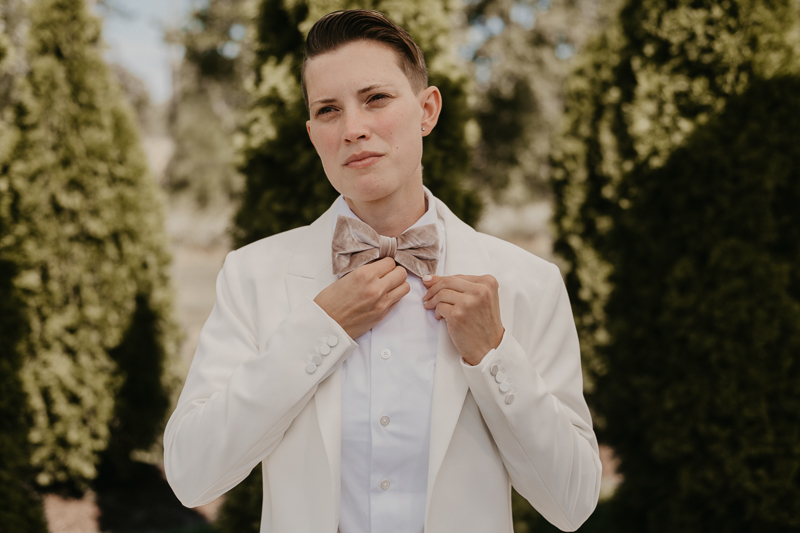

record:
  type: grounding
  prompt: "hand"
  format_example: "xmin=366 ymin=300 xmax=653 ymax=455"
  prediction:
xmin=314 ymin=257 xmax=410 ymax=339
xmin=422 ymin=274 xmax=504 ymax=366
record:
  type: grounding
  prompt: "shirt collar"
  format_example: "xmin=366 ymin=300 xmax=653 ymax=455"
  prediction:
xmin=331 ymin=186 xmax=440 ymax=238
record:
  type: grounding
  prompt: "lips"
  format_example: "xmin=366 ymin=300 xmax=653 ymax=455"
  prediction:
xmin=344 ymin=151 xmax=384 ymax=168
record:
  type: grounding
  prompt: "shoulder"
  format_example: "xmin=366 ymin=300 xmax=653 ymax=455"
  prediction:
xmin=473 ymin=231 xmax=562 ymax=300
xmin=476 ymin=231 xmax=555 ymax=277
xmin=223 ymin=225 xmax=311 ymax=279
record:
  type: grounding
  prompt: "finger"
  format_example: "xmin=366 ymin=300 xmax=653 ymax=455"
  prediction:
xmin=385 ymin=280 xmax=411 ymax=305
xmin=423 ymin=288 xmax=464 ymax=309
xmin=363 ymin=256 xmax=399 ymax=277
xmin=421 ymin=274 xmax=440 ymax=286
xmin=434 ymin=301 xmax=454 ymax=320
xmin=381 ymin=265 xmax=408 ymax=289
xmin=423 ymin=276 xmax=473 ymax=301
xmin=454 ymin=274 xmax=499 ymax=291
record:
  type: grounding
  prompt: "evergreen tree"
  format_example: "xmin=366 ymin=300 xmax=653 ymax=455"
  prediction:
xmin=551 ymin=0 xmax=800 ymax=379
xmin=165 ymin=0 xmax=253 ymax=212
xmin=220 ymin=2 xmax=480 ymax=530
xmin=0 ymin=0 xmax=180 ymax=488
xmin=551 ymin=0 xmax=800 ymax=530
xmin=0 ymin=3 xmax=48 ymax=528
xmin=462 ymin=0 xmax=619 ymax=201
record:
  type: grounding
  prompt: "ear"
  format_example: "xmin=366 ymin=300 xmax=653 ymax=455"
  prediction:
xmin=306 ymin=120 xmax=316 ymax=149
xmin=419 ymin=86 xmax=442 ymax=137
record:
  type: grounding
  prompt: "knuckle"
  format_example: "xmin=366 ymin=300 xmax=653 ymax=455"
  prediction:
xmin=365 ymin=285 xmax=382 ymax=301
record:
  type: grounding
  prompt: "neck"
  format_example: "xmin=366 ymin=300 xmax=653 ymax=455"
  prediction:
xmin=344 ymin=180 xmax=427 ymax=237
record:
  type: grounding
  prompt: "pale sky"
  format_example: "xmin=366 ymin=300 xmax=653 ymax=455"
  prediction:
xmin=99 ymin=0 xmax=195 ymax=104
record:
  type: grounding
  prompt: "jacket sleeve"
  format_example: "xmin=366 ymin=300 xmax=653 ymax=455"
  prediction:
xmin=461 ymin=262 xmax=602 ymax=532
xmin=163 ymin=249 xmax=356 ymax=508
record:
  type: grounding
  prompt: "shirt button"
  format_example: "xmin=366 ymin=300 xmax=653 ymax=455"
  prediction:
xmin=380 ymin=479 xmax=390 ymax=490
xmin=380 ymin=415 xmax=390 ymax=426
xmin=319 ymin=343 xmax=331 ymax=356
xmin=380 ymin=348 xmax=391 ymax=360
xmin=490 ymin=364 xmax=500 ymax=376
xmin=326 ymin=335 xmax=339 ymax=347
xmin=305 ymin=362 xmax=317 ymax=374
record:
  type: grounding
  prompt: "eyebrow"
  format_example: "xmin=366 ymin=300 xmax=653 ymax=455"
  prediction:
xmin=309 ymin=84 xmax=394 ymax=108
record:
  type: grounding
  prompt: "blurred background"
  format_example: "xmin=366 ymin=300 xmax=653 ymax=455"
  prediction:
xmin=1 ymin=0 xmax=798 ymax=532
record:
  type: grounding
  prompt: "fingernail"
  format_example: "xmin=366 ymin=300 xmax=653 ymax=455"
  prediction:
xmin=422 ymin=275 xmax=432 ymax=282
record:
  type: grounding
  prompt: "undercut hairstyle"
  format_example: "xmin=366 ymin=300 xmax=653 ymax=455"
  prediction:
xmin=302 ymin=10 xmax=428 ymax=108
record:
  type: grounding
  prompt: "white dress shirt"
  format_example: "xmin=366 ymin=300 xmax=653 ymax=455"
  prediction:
xmin=334 ymin=189 xmax=446 ymax=533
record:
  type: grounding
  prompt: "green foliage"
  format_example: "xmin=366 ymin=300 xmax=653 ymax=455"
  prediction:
xmin=551 ymin=0 xmax=800 ymax=384
xmin=0 ymin=262 xmax=47 ymax=533
xmin=216 ymin=467 xmax=262 ymax=533
xmin=0 ymin=6 xmax=47 ymax=527
xmin=599 ymin=75 xmax=800 ymax=533
xmin=0 ymin=0 xmax=180 ymax=488
xmin=464 ymin=0 xmax=621 ymax=201
xmin=165 ymin=0 xmax=252 ymax=209
xmin=232 ymin=0 xmax=481 ymax=248
xmin=551 ymin=0 xmax=800 ymax=530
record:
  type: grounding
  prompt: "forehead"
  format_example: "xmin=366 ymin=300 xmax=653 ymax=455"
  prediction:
xmin=304 ymin=40 xmax=411 ymax=99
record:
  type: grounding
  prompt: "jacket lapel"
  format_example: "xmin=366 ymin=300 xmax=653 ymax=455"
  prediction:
xmin=425 ymin=199 xmax=493 ymax=514
xmin=284 ymin=206 xmax=343 ymax=520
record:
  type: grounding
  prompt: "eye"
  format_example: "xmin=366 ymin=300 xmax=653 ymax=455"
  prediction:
xmin=316 ymin=106 xmax=335 ymax=117
xmin=368 ymin=93 xmax=391 ymax=104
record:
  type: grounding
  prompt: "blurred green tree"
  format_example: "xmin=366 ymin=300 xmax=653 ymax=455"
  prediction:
xmin=551 ymin=0 xmax=800 ymax=530
xmin=601 ymin=75 xmax=800 ymax=533
xmin=0 ymin=0 xmax=180 ymax=489
xmin=164 ymin=0 xmax=253 ymax=213
xmin=219 ymin=2 xmax=481 ymax=531
xmin=0 ymin=2 xmax=48 ymax=528
xmin=462 ymin=0 xmax=620 ymax=202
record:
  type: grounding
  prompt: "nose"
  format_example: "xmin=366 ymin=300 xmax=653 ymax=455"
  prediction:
xmin=342 ymin=108 xmax=370 ymax=144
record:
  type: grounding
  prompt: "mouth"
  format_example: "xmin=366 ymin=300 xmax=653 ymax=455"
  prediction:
xmin=344 ymin=151 xmax=384 ymax=168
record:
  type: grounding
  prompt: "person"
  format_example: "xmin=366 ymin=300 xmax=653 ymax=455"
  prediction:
xmin=164 ymin=9 xmax=601 ymax=533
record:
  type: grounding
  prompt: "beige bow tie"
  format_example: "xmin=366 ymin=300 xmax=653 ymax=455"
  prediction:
xmin=331 ymin=215 xmax=439 ymax=278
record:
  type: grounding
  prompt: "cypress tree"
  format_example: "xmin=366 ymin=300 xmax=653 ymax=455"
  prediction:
xmin=551 ymin=0 xmax=800 ymax=530
xmin=602 ymin=75 xmax=800 ymax=533
xmin=220 ymin=2 xmax=480 ymax=531
xmin=165 ymin=0 xmax=251 ymax=211
xmin=0 ymin=0 xmax=180 ymax=488
xmin=0 ymin=4 xmax=47 ymax=528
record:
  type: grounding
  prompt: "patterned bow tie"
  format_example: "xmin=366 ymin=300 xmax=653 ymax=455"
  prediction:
xmin=331 ymin=215 xmax=439 ymax=278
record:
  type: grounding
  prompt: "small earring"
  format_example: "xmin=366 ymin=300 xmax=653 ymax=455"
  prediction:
xmin=422 ymin=127 xmax=426 ymax=131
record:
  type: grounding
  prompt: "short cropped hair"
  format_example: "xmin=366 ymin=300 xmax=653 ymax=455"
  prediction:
xmin=301 ymin=10 xmax=428 ymax=108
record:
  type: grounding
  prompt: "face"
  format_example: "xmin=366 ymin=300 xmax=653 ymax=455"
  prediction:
xmin=305 ymin=40 xmax=441 ymax=205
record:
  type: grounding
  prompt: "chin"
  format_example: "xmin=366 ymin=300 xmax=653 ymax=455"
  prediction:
xmin=340 ymin=175 xmax=396 ymax=203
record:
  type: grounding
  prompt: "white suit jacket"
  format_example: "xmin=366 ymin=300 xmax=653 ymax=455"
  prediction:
xmin=164 ymin=197 xmax=602 ymax=533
